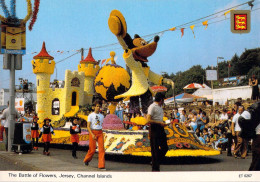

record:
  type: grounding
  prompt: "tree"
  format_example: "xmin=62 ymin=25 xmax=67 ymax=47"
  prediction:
xmin=172 ymin=65 xmax=205 ymax=95
xmin=248 ymin=66 xmax=260 ymax=81
xmin=218 ymin=60 xmax=228 ymax=78
xmin=237 ymin=48 xmax=260 ymax=75
xmin=230 ymin=53 xmax=240 ymax=76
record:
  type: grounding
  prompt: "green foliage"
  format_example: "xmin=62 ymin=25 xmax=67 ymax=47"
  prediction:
xmin=216 ymin=48 xmax=260 ymax=78
xmin=218 ymin=60 xmax=228 ymax=78
xmin=162 ymin=65 xmax=205 ymax=96
xmin=52 ymin=116 xmax=66 ymax=128
xmin=248 ymin=66 xmax=260 ymax=81
xmin=79 ymin=104 xmax=93 ymax=113
xmin=160 ymin=48 xmax=260 ymax=98
xmin=230 ymin=53 xmax=240 ymax=76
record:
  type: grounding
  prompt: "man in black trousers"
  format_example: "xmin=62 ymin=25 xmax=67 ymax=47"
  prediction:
xmin=147 ymin=92 xmax=168 ymax=171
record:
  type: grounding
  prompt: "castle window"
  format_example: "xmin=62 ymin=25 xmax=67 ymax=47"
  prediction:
xmin=71 ymin=77 xmax=80 ymax=87
xmin=37 ymin=79 xmax=39 ymax=86
xmin=52 ymin=98 xmax=60 ymax=115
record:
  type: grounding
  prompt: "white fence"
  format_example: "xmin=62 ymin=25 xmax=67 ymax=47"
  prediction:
xmin=212 ymin=85 xmax=253 ymax=105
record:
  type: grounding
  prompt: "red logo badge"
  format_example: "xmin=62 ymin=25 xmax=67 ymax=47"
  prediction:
xmin=234 ymin=14 xmax=247 ymax=30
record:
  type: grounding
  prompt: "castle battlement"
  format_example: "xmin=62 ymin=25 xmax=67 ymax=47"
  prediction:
xmin=78 ymin=63 xmax=100 ymax=77
xmin=64 ymin=70 xmax=85 ymax=88
xmin=31 ymin=42 xmax=55 ymax=75
xmin=32 ymin=59 xmax=55 ymax=74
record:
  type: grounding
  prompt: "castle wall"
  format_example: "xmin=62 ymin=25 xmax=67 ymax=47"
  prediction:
xmin=78 ymin=63 xmax=100 ymax=105
xmin=49 ymin=88 xmax=64 ymax=122
xmin=84 ymin=77 xmax=95 ymax=104
xmin=64 ymin=70 xmax=85 ymax=113
xmin=36 ymin=73 xmax=52 ymax=122
xmin=32 ymin=50 xmax=100 ymax=124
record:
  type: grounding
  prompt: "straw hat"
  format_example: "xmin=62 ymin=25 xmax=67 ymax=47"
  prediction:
xmin=108 ymin=10 xmax=127 ymax=38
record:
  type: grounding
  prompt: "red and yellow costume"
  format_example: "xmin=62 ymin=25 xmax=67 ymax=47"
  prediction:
xmin=31 ymin=122 xmax=39 ymax=138
xmin=70 ymin=123 xmax=81 ymax=158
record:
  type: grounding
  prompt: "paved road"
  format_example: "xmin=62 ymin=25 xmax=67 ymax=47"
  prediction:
xmin=0 ymin=154 xmax=34 ymax=171
xmin=58 ymin=149 xmax=252 ymax=171
xmin=0 ymin=141 xmax=252 ymax=171
xmin=1 ymin=148 xmax=252 ymax=171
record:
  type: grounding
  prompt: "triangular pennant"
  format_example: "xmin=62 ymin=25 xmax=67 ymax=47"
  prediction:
xmin=101 ymin=59 xmax=107 ymax=65
xmin=169 ymin=27 xmax=176 ymax=31
xmin=105 ymin=58 xmax=111 ymax=64
xmin=202 ymin=20 xmax=208 ymax=30
xmin=190 ymin=25 xmax=195 ymax=38
xmin=224 ymin=8 xmax=235 ymax=18
xmin=181 ymin=28 xmax=184 ymax=37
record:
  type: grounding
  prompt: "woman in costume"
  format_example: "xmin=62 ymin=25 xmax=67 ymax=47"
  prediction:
xmin=39 ymin=118 xmax=55 ymax=156
xmin=31 ymin=116 xmax=39 ymax=150
xmin=70 ymin=117 xmax=81 ymax=159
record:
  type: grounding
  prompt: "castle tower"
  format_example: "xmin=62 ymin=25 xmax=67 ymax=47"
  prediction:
xmin=31 ymin=42 xmax=55 ymax=122
xmin=78 ymin=48 xmax=100 ymax=105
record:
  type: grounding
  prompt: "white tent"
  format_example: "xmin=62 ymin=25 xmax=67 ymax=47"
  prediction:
xmin=192 ymin=84 xmax=212 ymax=100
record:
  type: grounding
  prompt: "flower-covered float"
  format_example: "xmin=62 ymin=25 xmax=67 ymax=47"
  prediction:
xmin=30 ymin=10 xmax=220 ymax=157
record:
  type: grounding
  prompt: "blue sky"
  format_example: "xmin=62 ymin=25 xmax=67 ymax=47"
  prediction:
xmin=0 ymin=0 xmax=260 ymax=90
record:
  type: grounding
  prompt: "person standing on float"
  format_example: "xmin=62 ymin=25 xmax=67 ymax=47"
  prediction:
xmin=147 ymin=92 xmax=168 ymax=171
xmin=83 ymin=100 xmax=105 ymax=170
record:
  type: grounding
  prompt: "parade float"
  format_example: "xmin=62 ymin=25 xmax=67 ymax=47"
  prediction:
xmin=31 ymin=10 xmax=220 ymax=157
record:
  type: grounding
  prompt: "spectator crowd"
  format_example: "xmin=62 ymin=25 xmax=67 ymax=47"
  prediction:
xmin=0 ymin=97 xmax=255 ymax=160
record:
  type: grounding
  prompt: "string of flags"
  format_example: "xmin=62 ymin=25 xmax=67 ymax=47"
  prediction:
xmin=22 ymin=1 xmax=260 ymax=59
xmin=167 ymin=1 xmax=256 ymax=38
xmin=27 ymin=49 xmax=81 ymax=56
xmin=1 ymin=0 xmax=259 ymax=85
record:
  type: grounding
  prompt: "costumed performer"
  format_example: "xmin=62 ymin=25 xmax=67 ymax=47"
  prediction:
xmin=70 ymin=117 xmax=81 ymax=159
xmin=39 ymin=118 xmax=55 ymax=156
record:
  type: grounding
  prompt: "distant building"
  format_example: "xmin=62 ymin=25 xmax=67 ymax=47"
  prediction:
xmin=0 ymin=88 xmax=9 ymax=106
xmin=0 ymin=88 xmax=37 ymax=107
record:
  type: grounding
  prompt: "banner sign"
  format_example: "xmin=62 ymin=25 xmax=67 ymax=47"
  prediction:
xmin=23 ymin=123 xmax=31 ymax=144
xmin=0 ymin=21 xmax=26 ymax=55
xmin=15 ymin=98 xmax=25 ymax=114
xmin=206 ymin=70 xmax=217 ymax=81
xmin=231 ymin=10 xmax=251 ymax=34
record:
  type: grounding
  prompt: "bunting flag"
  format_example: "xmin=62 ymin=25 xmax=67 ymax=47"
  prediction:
xmin=190 ymin=25 xmax=195 ymax=38
xmin=169 ymin=27 xmax=176 ymax=31
xmin=101 ymin=59 xmax=107 ymax=65
xmin=181 ymin=28 xmax=184 ymax=37
xmin=224 ymin=8 xmax=235 ymax=18
xmin=202 ymin=20 xmax=208 ymax=30
xmin=105 ymin=58 xmax=111 ymax=64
